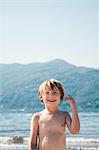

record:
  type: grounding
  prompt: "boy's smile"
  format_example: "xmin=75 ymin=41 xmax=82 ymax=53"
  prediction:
xmin=47 ymin=99 xmax=56 ymax=102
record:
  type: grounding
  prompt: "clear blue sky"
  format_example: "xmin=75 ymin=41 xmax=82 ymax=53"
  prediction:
xmin=0 ymin=0 xmax=98 ymax=68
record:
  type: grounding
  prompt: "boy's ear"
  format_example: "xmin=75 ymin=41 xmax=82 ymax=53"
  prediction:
xmin=61 ymin=95 xmax=63 ymax=100
xmin=40 ymin=96 xmax=43 ymax=102
xmin=40 ymin=95 xmax=43 ymax=99
xmin=39 ymin=94 xmax=42 ymax=100
xmin=41 ymin=100 xmax=44 ymax=105
xmin=40 ymin=97 xmax=44 ymax=103
xmin=39 ymin=96 xmax=44 ymax=104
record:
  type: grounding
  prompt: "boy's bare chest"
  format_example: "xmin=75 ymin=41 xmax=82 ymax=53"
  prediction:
xmin=39 ymin=113 xmax=66 ymax=132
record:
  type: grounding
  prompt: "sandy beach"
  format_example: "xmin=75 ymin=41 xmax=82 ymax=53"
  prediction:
xmin=0 ymin=137 xmax=99 ymax=150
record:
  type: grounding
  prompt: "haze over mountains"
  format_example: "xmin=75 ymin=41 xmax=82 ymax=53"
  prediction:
xmin=0 ymin=59 xmax=99 ymax=112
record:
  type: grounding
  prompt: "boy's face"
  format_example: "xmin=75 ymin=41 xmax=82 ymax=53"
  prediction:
xmin=41 ymin=85 xmax=61 ymax=108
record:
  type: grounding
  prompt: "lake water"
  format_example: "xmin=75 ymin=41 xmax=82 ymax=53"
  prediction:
xmin=0 ymin=111 xmax=99 ymax=139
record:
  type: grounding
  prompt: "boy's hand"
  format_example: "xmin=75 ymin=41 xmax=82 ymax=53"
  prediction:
xmin=64 ymin=95 xmax=76 ymax=109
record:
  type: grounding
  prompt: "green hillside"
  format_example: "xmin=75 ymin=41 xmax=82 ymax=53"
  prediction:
xmin=0 ymin=59 xmax=99 ymax=112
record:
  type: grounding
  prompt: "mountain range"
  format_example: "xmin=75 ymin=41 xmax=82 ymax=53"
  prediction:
xmin=0 ymin=59 xmax=99 ymax=112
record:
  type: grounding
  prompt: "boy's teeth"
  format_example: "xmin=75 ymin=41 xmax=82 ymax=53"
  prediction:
xmin=48 ymin=100 xmax=55 ymax=102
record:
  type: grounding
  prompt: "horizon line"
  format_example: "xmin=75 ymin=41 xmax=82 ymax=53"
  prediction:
xmin=0 ymin=58 xmax=98 ymax=70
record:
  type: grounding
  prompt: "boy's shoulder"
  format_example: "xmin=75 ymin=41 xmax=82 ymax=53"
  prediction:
xmin=31 ymin=112 xmax=41 ymax=122
xmin=59 ymin=110 xmax=70 ymax=118
xmin=59 ymin=109 xmax=69 ymax=114
xmin=31 ymin=110 xmax=44 ymax=120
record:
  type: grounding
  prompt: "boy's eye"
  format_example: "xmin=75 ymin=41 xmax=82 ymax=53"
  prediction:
xmin=45 ymin=92 xmax=49 ymax=94
xmin=53 ymin=92 xmax=60 ymax=96
xmin=44 ymin=91 xmax=59 ymax=96
xmin=53 ymin=92 xmax=57 ymax=94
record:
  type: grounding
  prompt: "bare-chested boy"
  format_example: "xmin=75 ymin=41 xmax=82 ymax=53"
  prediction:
xmin=29 ymin=79 xmax=80 ymax=150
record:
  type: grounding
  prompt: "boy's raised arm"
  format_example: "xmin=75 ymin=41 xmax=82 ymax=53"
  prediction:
xmin=29 ymin=113 xmax=39 ymax=150
xmin=65 ymin=97 xmax=80 ymax=134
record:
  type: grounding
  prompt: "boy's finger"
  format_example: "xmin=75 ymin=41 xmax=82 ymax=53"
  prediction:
xmin=64 ymin=96 xmax=74 ymax=102
xmin=64 ymin=97 xmax=70 ymax=102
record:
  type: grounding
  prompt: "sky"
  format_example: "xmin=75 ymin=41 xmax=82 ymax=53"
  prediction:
xmin=0 ymin=0 xmax=98 ymax=68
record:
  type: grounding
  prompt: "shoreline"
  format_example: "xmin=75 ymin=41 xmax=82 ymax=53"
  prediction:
xmin=0 ymin=137 xmax=99 ymax=150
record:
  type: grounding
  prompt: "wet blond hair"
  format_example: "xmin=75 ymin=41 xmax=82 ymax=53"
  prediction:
xmin=38 ymin=79 xmax=64 ymax=102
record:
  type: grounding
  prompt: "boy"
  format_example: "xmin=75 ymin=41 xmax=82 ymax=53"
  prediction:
xmin=29 ymin=79 xmax=80 ymax=150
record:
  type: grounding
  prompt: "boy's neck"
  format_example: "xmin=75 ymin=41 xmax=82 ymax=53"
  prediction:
xmin=44 ymin=107 xmax=58 ymax=114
